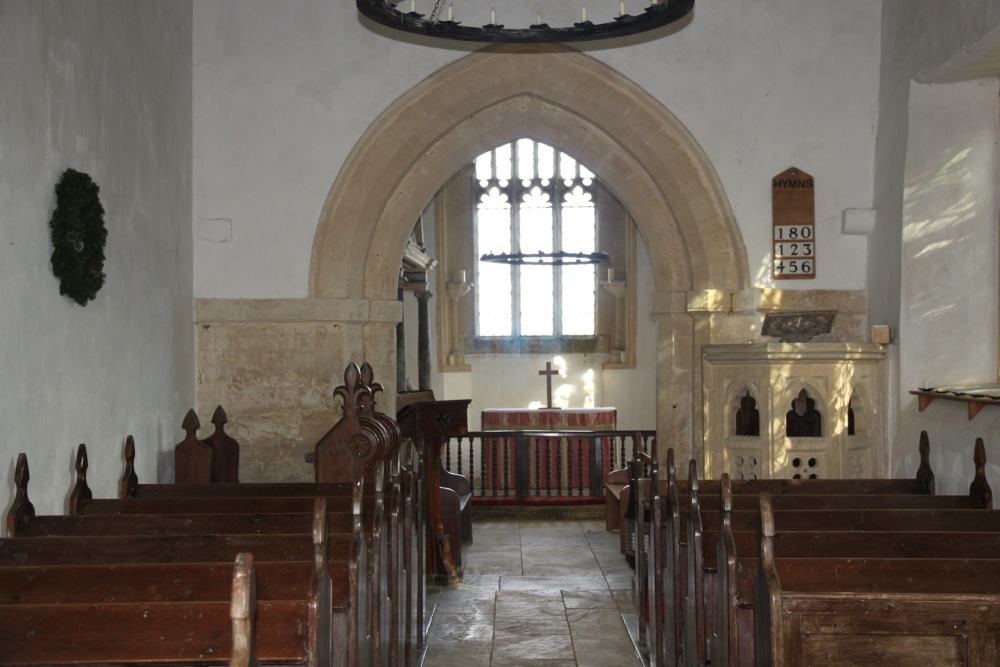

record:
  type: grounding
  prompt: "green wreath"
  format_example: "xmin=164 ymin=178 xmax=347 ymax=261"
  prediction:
xmin=49 ymin=168 xmax=107 ymax=306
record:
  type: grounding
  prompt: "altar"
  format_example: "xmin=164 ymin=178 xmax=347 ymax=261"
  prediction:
xmin=480 ymin=408 xmax=617 ymax=502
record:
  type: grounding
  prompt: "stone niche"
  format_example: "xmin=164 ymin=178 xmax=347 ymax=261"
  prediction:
xmin=702 ymin=343 xmax=888 ymax=480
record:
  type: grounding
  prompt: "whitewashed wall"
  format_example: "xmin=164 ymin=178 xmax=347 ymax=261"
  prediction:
xmin=877 ymin=2 xmax=1000 ymax=493
xmin=0 ymin=1 xmax=194 ymax=517
xmin=193 ymin=0 xmax=881 ymax=299
xmin=192 ymin=0 xmax=882 ymax=443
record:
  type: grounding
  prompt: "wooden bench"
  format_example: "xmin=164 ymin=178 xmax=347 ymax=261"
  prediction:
xmin=64 ymin=443 xmax=384 ymax=667
xmin=641 ymin=432 xmax=960 ymax=667
xmin=165 ymin=362 xmax=422 ymax=666
xmin=687 ymin=443 xmax=991 ymax=667
xmin=713 ymin=460 xmax=997 ymax=667
xmin=0 ymin=553 xmax=323 ymax=667
xmin=0 ymin=493 xmax=334 ymax=667
xmin=753 ymin=492 xmax=1000 ymax=667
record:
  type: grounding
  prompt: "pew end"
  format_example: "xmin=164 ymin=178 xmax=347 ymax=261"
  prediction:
xmin=68 ymin=443 xmax=93 ymax=517
xmin=176 ymin=409 xmax=214 ymax=484
xmin=971 ymin=437 xmax=993 ymax=509
xmin=119 ymin=435 xmax=139 ymax=499
xmin=6 ymin=453 xmax=34 ymax=538
xmin=916 ymin=430 xmax=935 ymax=495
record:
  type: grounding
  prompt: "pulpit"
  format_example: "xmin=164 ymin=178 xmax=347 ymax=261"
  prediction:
xmin=397 ymin=398 xmax=471 ymax=583
xmin=702 ymin=343 xmax=888 ymax=479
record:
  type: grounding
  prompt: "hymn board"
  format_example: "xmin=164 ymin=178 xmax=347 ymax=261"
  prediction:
xmin=772 ymin=167 xmax=815 ymax=280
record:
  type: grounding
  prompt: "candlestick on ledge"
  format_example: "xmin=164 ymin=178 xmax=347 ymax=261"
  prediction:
xmin=446 ymin=274 xmax=473 ymax=368
xmin=602 ymin=275 xmax=628 ymax=364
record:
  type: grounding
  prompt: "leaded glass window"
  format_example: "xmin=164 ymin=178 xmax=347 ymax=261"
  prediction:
xmin=474 ymin=139 xmax=598 ymax=338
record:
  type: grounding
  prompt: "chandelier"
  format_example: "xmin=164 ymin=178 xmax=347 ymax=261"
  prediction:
xmin=480 ymin=251 xmax=610 ymax=265
xmin=357 ymin=0 xmax=695 ymax=43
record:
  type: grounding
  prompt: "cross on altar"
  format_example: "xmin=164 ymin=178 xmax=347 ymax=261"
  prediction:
xmin=539 ymin=361 xmax=560 ymax=409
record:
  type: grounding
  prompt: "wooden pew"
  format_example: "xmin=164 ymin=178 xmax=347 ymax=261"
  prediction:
xmin=0 ymin=493 xmax=333 ymax=667
xmin=714 ymin=455 xmax=998 ymax=667
xmin=687 ymin=443 xmax=992 ymax=667
xmin=651 ymin=454 xmax=933 ymax=667
xmin=0 ymin=553 xmax=320 ymax=666
xmin=753 ymin=493 xmax=1000 ymax=667
xmin=146 ymin=362 xmax=417 ymax=666
xmin=60 ymin=445 xmax=375 ymax=667
xmin=119 ymin=472 xmax=400 ymax=667
xmin=643 ymin=432 xmax=956 ymax=667
xmin=10 ymin=447 xmax=368 ymax=667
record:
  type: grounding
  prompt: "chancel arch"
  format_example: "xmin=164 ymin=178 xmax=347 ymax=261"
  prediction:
xmin=310 ymin=44 xmax=749 ymax=464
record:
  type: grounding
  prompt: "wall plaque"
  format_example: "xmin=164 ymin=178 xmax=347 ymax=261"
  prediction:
xmin=771 ymin=167 xmax=815 ymax=280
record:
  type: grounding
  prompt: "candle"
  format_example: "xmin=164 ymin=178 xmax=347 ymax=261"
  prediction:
xmin=537 ymin=12 xmax=543 ymax=24
xmin=459 ymin=270 xmax=467 ymax=283
xmin=448 ymin=3 xmax=453 ymax=20
xmin=607 ymin=268 xmax=615 ymax=281
xmin=491 ymin=7 xmax=496 ymax=24
xmin=620 ymin=0 xmax=625 ymax=15
xmin=582 ymin=5 xmax=587 ymax=21
xmin=410 ymin=0 xmax=415 ymax=12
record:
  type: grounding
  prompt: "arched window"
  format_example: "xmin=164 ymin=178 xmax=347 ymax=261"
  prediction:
xmin=474 ymin=138 xmax=598 ymax=338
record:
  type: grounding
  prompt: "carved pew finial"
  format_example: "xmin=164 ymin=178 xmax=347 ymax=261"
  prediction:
xmin=666 ymin=448 xmax=675 ymax=482
xmin=203 ymin=405 xmax=240 ymax=483
xmin=971 ymin=437 xmax=993 ymax=509
xmin=314 ymin=362 xmax=386 ymax=484
xmin=119 ymin=435 xmax=139 ymax=499
xmin=212 ymin=405 xmax=228 ymax=427
xmin=68 ymin=444 xmax=93 ymax=516
xmin=6 ymin=453 xmax=35 ymax=537
xmin=916 ymin=430 xmax=935 ymax=495
xmin=359 ymin=361 xmax=385 ymax=406
xmin=176 ymin=409 xmax=213 ymax=484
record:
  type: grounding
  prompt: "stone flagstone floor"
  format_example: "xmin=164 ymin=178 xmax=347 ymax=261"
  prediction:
xmin=419 ymin=518 xmax=646 ymax=666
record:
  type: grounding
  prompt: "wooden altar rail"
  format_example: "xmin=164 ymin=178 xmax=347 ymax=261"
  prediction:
xmin=441 ymin=430 xmax=655 ymax=505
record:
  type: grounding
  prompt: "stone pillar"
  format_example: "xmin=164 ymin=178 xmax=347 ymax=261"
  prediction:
xmin=415 ymin=290 xmax=433 ymax=390
xmin=651 ymin=291 xmax=696 ymax=468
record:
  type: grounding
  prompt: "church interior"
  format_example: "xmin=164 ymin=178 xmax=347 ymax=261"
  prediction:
xmin=4 ymin=1 xmax=1000 ymax=665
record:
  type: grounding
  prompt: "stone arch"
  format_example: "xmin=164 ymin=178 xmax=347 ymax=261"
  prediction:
xmin=309 ymin=44 xmax=749 ymax=462
xmin=310 ymin=44 xmax=748 ymax=300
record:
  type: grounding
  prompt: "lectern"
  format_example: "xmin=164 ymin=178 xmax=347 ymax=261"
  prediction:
xmin=397 ymin=398 xmax=471 ymax=583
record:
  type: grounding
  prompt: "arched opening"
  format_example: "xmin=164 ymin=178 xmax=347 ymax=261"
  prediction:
xmin=310 ymin=44 xmax=749 ymax=463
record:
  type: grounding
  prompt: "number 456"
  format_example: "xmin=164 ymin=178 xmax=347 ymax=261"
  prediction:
xmin=775 ymin=259 xmax=813 ymax=275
